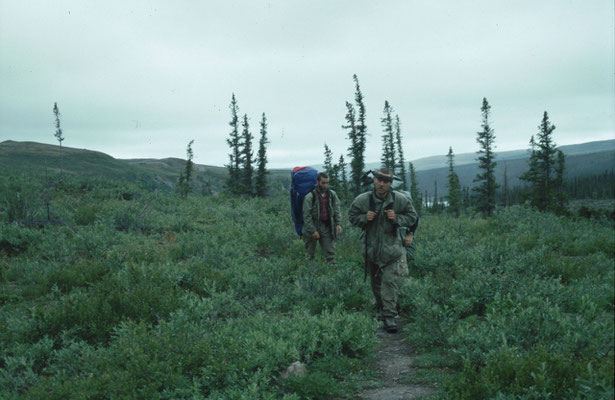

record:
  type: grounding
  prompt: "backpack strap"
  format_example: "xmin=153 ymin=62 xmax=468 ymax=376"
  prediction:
xmin=409 ymin=216 xmax=420 ymax=234
xmin=384 ymin=190 xmax=395 ymax=211
xmin=370 ymin=189 xmax=395 ymax=212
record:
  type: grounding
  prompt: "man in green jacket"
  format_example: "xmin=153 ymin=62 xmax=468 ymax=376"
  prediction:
xmin=302 ymin=172 xmax=343 ymax=263
xmin=348 ymin=168 xmax=418 ymax=333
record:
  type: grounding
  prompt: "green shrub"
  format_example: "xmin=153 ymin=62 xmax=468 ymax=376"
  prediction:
xmin=72 ymin=203 xmax=100 ymax=225
xmin=1 ymin=184 xmax=612 ymax=399
xmin=0 ymin=225 xmax=43 ymax=257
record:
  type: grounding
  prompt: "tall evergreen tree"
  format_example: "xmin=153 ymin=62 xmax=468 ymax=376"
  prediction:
xmin=323 ymin=144 xmax=340 ymax=187
xmin=240 ymin=114 xmax=254 ymax=196
xmin=255 ymin=113 xmax=270 ymax=197
xmin=521 ymin=135 xmax=540 ymax=204
xmin=53 ymin=102 xmax=65 ymax=178
xmin=409 ymin=162 xmax=422 ymax=214
xmin=323 ymin=143 xmax=334 ymax=175
xmin=177 ymin=139 xmax=194 ymax=198
xmin=554 ymin=149 xmax=567 ymax=212
xmin=345 ymin=74 xmax=368 ymax=196
xmin=473 ymin=97 xmax=499 ymax=217
xmin=520 ymin=111 xmax=566 ymax=212
xmin=337 ymin=154 xmax=349 ymax=200
xmin=343 ymin=101 xmax=361 ymax=195
xmin=225 ymin=94 xmax=241 ymax=194
xmin=446 ymin=147 xmax=462 ymax=217
xmin=394 ymin=115 xmax=408 ymax=190
xmin=354 ymin=74 xmax=368 ymax=191
xmin=380 ymin=101 xmax=396 ymax=173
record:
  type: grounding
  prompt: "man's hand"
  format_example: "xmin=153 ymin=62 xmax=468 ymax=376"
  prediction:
xmin=366 ymin=211 xmax=378 ymax=221
xmin=311 ymin=231 xmax=320 ymax=240
xmin=385 ymin=209 xmax=395 ymax=221
xmin=336 ymin=225 xmax=342 ymax=235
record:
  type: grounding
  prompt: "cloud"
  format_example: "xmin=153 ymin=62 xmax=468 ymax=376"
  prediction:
xmin=1 ymin=0 xmax=613 ymax=169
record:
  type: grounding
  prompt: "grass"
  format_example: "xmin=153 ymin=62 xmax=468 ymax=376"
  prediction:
xmin=0 ymin=172 xmax=613 ymax=398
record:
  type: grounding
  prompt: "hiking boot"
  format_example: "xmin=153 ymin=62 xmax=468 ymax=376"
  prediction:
xmin=383 ymin=317 xmax=398 ymax=333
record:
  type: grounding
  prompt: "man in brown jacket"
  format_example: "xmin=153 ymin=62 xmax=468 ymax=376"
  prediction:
xmin=348 ymin=168 xmax=418 ymax=333
xmin=302 ymin=172 xmax=342 ymax=263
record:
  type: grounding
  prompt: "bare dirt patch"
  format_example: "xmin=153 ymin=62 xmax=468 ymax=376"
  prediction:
xmin=361 ymin=319 xmax=435 ymax=400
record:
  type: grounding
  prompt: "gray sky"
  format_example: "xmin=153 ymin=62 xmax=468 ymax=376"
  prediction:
xmin=1 ymin=0 xmax=614 ymax=168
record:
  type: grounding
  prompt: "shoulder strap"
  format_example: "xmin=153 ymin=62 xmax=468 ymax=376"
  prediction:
xmin=384 ymin=190 xmax=395 ymax=210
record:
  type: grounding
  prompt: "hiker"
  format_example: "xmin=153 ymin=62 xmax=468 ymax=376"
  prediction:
xmin=348 ymin=168 xmax=418 ymax=333
xmin=302 ymin=172 xmax=342 ymax=263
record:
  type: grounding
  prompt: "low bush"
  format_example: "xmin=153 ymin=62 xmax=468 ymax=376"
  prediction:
xmin=401 ymin=205 xmax=614 ymax=398
xmin=1 ymin=178 xmax=612 ymax=398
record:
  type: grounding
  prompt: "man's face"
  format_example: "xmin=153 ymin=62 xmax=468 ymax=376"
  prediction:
xmin=373 ymin=174 xmax=393 ymax=197
xmin=318 ymin=177 xmax=329 ymax=192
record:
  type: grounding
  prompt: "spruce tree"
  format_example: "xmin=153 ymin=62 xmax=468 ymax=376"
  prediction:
xmin=177 ymin=139 xmax=194 ymax=198
xmin=53 ymin=102 xmax=65 ymax=178
xmin=521 ymin=135 xmax=540 ymax=205
xmin=394 ymin=115 xmax=408 ymax=190
xmin=225 ymin=94 xmax=241 ymax=194
xmin=554 ymin=149 xmax=567 ymax=212
xmin=324 ymin=143 xmax=333 ymax=172
xmin=323 ymin=144 xmax=339 ymax=187
xmin=240 ymin=114 xmax=254 ymax=196
xmin=409 ymin=162 xmax=422 ymax=214
xmin=354 ymin=74 xmax=368 ymax=191
xmin=520 ymin=112 xmax=566 ymax=212
xmin=473 ymin=97 xmax=499 ymax=217
xmin=255 ymin=113 xmax=270 ymax=197
xmin=380 ymin=101 xmax=396 ymax=173
xmin=345 ymin=74 xmax=368 ymax=196
xmin=343 ymin=101 xmax=361 ymax=195
xmin=337 ymin=154 xmax=349 ymax=201
xmin=446 ymin=147 xmax=462 ymax=217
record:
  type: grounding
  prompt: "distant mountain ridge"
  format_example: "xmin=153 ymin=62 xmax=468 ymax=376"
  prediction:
xmin=1 ymin=139 xmax=613 ymax=196
xmin=414 ymin=149 xmax=615 ymax=197
xmin=365 ymin=139 xmax=615 ymax=172
xmin=406 ymin=139 xmax=615 ymax=196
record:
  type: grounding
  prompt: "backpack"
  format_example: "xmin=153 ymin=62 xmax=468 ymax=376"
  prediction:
xmin=290 ymin=166 xmax=318 ymax=236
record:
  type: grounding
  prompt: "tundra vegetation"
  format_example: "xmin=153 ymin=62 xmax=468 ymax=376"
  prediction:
xmin=1 ymin=172 xmax=613 ymax=399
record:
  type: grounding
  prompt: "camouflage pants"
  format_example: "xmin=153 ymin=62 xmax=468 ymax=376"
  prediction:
xmin=369 ymin=253 xmax=409 ymax=318
xmin=304 ymin=220 xmax=335 ymax=263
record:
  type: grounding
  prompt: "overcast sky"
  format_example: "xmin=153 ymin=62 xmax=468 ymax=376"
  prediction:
xmin=1 ymin=1 xmax=614 ymax=168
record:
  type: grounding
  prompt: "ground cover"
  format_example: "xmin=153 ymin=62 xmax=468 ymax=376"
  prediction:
xmin=1 ymin=173 xmax=613 ymax=398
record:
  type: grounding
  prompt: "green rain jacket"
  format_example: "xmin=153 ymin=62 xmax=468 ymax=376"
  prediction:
xmin=302 ymin=189 xmax=342 ymax=239
xmin=348 ymin=189 xmax=418 ymax=267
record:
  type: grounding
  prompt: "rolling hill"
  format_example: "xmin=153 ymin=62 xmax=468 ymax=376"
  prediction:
xmin=0 ymin=141 xmax=290 ymax=193
xmin=414 ymin=149 xmax=615 ymax=197
xmin=1 ymin=139 xmax=613 ymax=197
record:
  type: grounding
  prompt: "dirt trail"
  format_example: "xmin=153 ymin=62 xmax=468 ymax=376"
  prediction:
xmin=361 ymin=319 xmax=435 ymax=400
